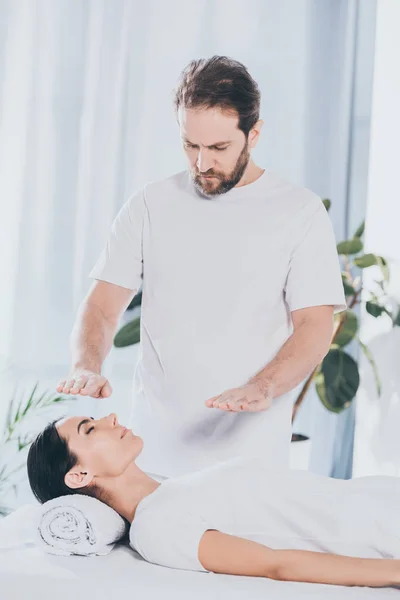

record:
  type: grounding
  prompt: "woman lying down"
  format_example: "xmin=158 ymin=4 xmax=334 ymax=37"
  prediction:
xmin=27 ymin=413 xmax=400 ymax=589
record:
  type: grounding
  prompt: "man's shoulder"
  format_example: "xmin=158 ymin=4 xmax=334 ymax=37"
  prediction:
xmin=265 ymin=169 xmax=322 ymax=213
xmin=144 ymin=170 xmax=190 ymax=199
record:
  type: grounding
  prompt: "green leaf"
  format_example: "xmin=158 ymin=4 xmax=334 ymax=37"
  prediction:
xmin=127 ymin=290 xmax=142 ymax=310
xmin=354 ymin=254 xmax=378 ymax=268
xmin=341 ymin=273 xmax=355 ymax=297
xmin=21 ymin=382 xmax=40 ymax=417
xmin=343 ymin=281 xmax=355 ymax=296
xmin=320 ymin=348 xmax=360 ymax=412
xmin=394 ymin=309 xmax=400 ymax=327
xmin=376 ymin=280 xmax=386 ymax=291
xmin=357 ymin=338 xmax=381 ymax=397
xmin=337 ymin=239 xmax=363 ymax=255
xmin=343 ymin=281 xmax=356 ymax=297
xmin=376 ymin=256 xmax=390 ymax=283
xmin=0 ymin=465 xmax=7 ymax=482
xmin=3 ymin=384 xmax=70 ymax=443
xmin=353 ymin=220 xmax=365 ymax=238
xmin=4 ymin=385 xmax=17 ymax=437
xmin=12 ymin=390 xmax=26 ymax=431
xmin=333 ymin=310 xmax=358 ymax=347
xmin=114 ymin=318 xmax=141 ymax=347
xmin=366 ymin=301 xmax=385 ymax=318
xmin=322 ymin=199 xmax=331 ymax=212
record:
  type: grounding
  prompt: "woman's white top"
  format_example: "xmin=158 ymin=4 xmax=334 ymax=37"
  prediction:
xmin=130 ymin=456 xmax=400 ymax=572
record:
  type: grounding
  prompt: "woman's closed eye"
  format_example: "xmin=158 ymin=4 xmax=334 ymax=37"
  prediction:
xmin=86 ymin=426 xmax=94 ymax=434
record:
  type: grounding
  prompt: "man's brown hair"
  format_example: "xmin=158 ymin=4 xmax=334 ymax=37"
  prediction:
xmin=174 ymin=56 xmax=261 ymax=136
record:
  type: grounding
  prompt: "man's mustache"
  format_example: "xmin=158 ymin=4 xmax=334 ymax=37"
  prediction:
xmin=195 ymin=171 xmax=221 ymax=179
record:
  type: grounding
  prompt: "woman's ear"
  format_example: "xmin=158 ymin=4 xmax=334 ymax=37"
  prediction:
xmin=64 ymin=467 xmax=93 ymax=490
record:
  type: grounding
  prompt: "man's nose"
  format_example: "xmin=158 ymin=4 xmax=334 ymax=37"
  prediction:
xmin=197 ymin=151 xmax=213 ymax=173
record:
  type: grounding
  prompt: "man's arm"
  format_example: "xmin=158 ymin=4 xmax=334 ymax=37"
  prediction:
xmin=248 ymin=305 xmax=334 ymax=398
xmin=70 ymin=280 xmax=136 ymax=371
xmin=56 ymin=280 xmax=136 ymax=396
xmin=198 ymin=530 xmax=400 ymax=587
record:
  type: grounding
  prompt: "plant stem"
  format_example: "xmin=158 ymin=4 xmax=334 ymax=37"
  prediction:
xmin=291 ymin=289 xmax=361 ymax=425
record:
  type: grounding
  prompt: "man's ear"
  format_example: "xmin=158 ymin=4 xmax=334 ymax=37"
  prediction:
xmin=64 ymin=467 xmax=93 ymax=490
xmin=249 ymin=119 xmax=264 ymax=149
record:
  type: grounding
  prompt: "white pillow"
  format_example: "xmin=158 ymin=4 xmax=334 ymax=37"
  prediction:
xmin=36 ymin=494 xmax=128 ymax=556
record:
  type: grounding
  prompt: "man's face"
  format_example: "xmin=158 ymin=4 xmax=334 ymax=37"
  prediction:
xmin=57 ymin=414 xmax=143 ymax=484
xmin=178 ymin=106 xmax=251 ymax=197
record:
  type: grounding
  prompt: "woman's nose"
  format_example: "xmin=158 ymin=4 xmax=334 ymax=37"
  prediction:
xmin=108 ymin=413 xmax=118 ymax=427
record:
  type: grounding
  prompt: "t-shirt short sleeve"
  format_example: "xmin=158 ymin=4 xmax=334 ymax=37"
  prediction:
xmin=284 ymin=200 xmax=347 ymax=314
xmin=88 ymin=189 xmax=146 ymax=291
xmin=129 ymin=509 xmax=213 ymax=574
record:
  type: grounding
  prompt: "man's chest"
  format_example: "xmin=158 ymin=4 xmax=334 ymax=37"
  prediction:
xmin=142 ymin=203 xmax=294 ymax=292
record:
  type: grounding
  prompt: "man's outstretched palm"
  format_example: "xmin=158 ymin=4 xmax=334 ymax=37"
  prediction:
xmin=57 ymin=369 xmax=112 ymax=398
xmin=205 ymin=381 xmax=274 ymax=413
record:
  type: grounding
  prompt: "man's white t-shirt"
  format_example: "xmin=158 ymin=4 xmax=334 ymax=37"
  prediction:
xmin=129 ymin=456 xmax=400 ymax=573
xmin=89 ymin=169 xmax=346 ymax=477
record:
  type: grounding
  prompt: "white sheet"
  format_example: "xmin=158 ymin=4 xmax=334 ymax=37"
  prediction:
xmin=0 ymin=540 xmax=398 ymax=599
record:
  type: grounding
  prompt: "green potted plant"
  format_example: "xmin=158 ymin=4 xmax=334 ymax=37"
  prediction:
xmin=290 ymin=200 xmax=399 ymax=467
xmin=0 ymin=382 xmax=73 ymax=516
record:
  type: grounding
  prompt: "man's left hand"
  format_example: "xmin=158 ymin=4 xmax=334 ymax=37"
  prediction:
xmin=205 ymin=381 xmax=274 ymax=412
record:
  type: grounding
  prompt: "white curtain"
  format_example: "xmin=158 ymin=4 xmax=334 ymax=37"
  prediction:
xmin=0 ymin=0 xmax=373 ymax=484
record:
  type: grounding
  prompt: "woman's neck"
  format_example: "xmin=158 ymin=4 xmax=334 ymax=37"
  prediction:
xmin=95 ymin=462 xmax=161 ymax=523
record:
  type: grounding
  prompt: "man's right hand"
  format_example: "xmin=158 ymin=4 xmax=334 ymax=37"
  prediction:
xmin=56 ymin=369 xmax=113 ymax=398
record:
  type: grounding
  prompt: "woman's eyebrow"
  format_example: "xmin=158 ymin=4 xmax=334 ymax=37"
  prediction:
xmin=77 ymin=417 xmax=94 ymax=434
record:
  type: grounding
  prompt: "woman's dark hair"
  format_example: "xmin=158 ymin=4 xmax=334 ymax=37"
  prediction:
xmin=173 ymin=55 xmax=261 ymax=137
xmin=27 ymin=419 xmax=103 ymax=504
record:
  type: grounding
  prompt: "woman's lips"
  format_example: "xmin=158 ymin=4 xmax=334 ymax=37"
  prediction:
xmin=121 ymin=427 xmax=128 ymax=438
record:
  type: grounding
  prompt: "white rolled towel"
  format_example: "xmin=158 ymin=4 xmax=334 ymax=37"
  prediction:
xmin=36 ymin=494 xmax=128 ymax=556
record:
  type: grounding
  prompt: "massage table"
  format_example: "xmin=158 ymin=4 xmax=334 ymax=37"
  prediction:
xmin=0 ymin=539 xmax=399 ymax=599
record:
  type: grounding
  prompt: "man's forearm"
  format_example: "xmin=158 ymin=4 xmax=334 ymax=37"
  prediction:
xmin=70 ymin=301 xmax=117 ymax=373
xmin=249 ymin=319 xmax=331 ymax=398
xmin=276 ymin=548 xmax=399 ymax=588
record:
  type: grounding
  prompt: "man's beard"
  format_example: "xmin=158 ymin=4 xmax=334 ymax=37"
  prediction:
xmin=191 ymin=140 xmax=250 ymax=198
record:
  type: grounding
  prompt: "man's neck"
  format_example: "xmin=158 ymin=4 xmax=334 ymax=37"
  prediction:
xmin=236 ymin=162 xmax=264 ymax=188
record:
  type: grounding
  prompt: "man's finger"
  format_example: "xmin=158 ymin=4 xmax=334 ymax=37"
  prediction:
xmin=70 ymin=377 xmax=89 ymax=394
xmin=62 ymin=379 xmax=77 ymax=393
xmin=213 ymin=395 xmax=228 ymax=407
xmin=100 ymin=381 xmax=112 ymax=397
xmin=205 ymin=395 xmax=220 ymax=407
xmin=79 ymin=376 xmax=101 ymax=395
xmin=217 ymin=391 xmax=240 ymax=405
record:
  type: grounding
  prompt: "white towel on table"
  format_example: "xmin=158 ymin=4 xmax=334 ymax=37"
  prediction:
xmin=36 ymin=494 xmax=128 ymax=556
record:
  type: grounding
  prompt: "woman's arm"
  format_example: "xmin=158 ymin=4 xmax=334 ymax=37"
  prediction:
xmin=198 ymin=530 xmax=400 ymax=588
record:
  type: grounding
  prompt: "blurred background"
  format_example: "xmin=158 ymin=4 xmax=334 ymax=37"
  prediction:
xmin=1 ymin=0 xmax=399 ymax=513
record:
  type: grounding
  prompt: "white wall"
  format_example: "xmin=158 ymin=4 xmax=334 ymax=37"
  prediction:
xmin=353 ymin=0 xmax=400 ymax=477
